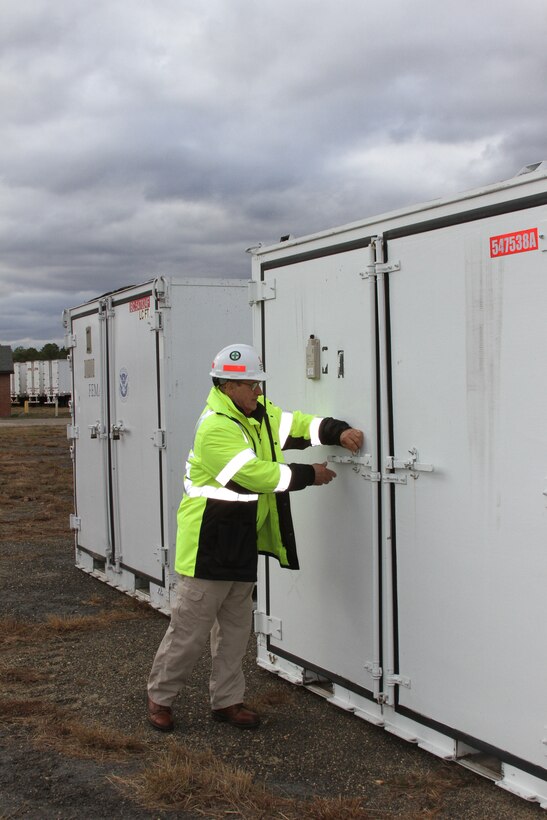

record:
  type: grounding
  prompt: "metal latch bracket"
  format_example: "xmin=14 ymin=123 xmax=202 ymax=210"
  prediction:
xmin=364 ymin=661 xmax=383 ymax=680
xmin=386 ymin=674 xmax=411 ymax=689
xmin=70 ymin=514 xmax=81 ymax=531
xmin=383 ymin=473 xmax=408 ymax=485
xmin=384 ymin=448 xmax=434 ymax=483
xmin=328 ymin=453 xmax=380 ymax=481
xmin=328 ymin=454 xmax=372 ymax=467
xmin=248 ymin=279 xmax=276 ymax=305
xmin=254 ymin=611 xmax=282 ymax=640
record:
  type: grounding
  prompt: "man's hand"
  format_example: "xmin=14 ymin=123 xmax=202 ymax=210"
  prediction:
xmin=312 ymin=462 xmax=337 ymax=485
xmin=340 ymin=428 xmax=364 ymax=454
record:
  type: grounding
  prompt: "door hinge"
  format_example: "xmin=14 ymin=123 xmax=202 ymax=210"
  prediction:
xmin=151 ymin=310 xmax=164 ymax=332
xmin=366 ymin=260 xmax=401 ymax=276
xmin=254 ymin=611 xmax=282 ymax=640
xmin=248 ymin=279 xmax=276 ymax=305
xmin=66 ymin=424 xmax=79 ymax=441
xmin=154 ymin=545 xmax=169 ymax=567
xmin=70 ymin=514 xmax=81 ymax=531
xmin=152 ymin=429 xmax=166 ymax=449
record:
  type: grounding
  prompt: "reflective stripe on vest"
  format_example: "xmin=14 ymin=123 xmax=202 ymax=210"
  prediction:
xmin=279 ymin=412 xmax=293 ymax=448
xmin=280 ymin=412 xmax=323 ymax=447
xmin=216 ymin=448 xmax=257 ymax=486
xmin=184 ymin=483 xmax=259 ymax=502
xmin=194 ymin=408 xmax=215 ymax=435
xmin=310 ymin=417 xmax=322 ymax=446
xmin=274 ymin=463 xmax=292 ymax=492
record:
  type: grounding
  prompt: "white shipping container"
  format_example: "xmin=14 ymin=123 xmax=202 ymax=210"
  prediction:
xmin=43 ymin=359 xmax=71 ymax=402
xmin=64 ymin=277 xmax=251 ymax=611
xmin=251 ymin=163 xmax=547 ymax=807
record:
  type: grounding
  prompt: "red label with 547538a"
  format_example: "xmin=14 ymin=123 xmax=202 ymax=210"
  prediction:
xmin=490 ymin=228 xmax=538 ymax=258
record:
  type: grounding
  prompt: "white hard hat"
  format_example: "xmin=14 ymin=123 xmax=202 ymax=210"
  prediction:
xmin=210 ymin=344 xmax=268 ymax=381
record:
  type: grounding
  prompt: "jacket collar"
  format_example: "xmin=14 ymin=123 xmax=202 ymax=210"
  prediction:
xmin=206 ymin=386 xmax=265 ymax=426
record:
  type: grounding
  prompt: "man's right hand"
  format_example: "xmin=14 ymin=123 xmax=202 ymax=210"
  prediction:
xmin=312 ymin=462 xmax=337 ymax=485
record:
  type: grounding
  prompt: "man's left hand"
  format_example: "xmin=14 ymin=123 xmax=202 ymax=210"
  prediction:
xmin=340 ymin=428 xmax=364 ymax=454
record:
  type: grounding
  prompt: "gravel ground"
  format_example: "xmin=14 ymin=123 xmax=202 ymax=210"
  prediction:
xmin=0 ymin=419 xmax=545 ymax=818
xmin=1 ymin=537 xmax=545 ymax=819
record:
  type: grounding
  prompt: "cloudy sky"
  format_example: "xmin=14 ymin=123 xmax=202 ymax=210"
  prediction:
xmin=1 ymin=0 xmax=546 ymax=348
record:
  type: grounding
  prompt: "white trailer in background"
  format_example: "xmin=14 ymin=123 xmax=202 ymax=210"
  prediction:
xmin=250 ymin=163 xmax=547 ymax=808
xmin=10 ymin=362 xmax=27 ymax=403
xmin=64 ymin=277 xmax=251 ymax=612
xmin=26 ymin=361 xmax=43 ymax=403
xmin=43 ymin=359 xmax=71 ymax=404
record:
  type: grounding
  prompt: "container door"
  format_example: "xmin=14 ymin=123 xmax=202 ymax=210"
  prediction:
xmin=70 ymin=307 xmax=111 ymax=558
xmin=384 ymin=210 xmax=547 ymax=769
xmin=259 ymin=247 xmax=380 ymax=697
xmin=107 ymin=290 xmax=165 ymax=583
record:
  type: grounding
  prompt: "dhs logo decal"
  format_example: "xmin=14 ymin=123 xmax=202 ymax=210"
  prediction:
xmin=119 ymin=368 xmax=129 ymax=402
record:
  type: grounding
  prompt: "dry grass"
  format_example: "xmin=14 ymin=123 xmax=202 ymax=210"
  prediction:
xmin=247 ymin=684 xmax=296 ymax=711
xmin=380 ymin=765 xmax=471 ymax=817
xmin=0 ymin=425 xmax=73 ymax=543
xmin=112 ymin=739 xmax=378 ymax=819
xmin=0 ymin=666 xmax=50 ymax=684
xmin=0 ymin=424 xmax=474 ymax=819
xmin=10 ymin=405 xmax=71 ymax=419
xmin=0 ymin=608 xmax=152 ymax=647
xmin=0 ymin=697 xmax=147 ymax=762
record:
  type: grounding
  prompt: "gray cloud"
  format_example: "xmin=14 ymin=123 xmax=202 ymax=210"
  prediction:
xmin=1 ymin=0 xmax=546 ymax=346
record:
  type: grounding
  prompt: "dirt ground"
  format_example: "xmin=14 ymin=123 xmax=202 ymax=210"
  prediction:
xmin=0 ymin=418 xmax=545 ymax=818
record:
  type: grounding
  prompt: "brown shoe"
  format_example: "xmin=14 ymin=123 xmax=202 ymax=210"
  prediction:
xmin=212 ymin=703 xmax=260 ymax=729
xmin=147 ymin=695 xmax=174 ymax=732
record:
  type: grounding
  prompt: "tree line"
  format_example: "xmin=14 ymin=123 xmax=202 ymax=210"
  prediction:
xmin=12 ymin=343 xmax=69 ymax=362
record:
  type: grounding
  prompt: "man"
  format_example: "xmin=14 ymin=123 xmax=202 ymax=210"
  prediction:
xmin=147 ymin=343 xmax=363 ymax=731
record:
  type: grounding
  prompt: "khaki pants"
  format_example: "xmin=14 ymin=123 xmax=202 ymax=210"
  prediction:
xmin=147 ymin=575 xmax=255 ymax=710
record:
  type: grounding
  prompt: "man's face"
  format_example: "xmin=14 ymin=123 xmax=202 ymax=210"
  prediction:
xmin=225 ymin=380 xmax=263 ymax=415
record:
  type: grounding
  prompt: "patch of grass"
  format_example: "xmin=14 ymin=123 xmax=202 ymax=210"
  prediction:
xmin=304 ymin=795 xmax=378 ymax=819
xmin=0 ymin=698 xmax=57 ymax=720
xmin=81 ymin=594 xmax=104 ymax=607
xmin=0 ymin=666 xmax=50 ymax=684
xmin=0 ymin=696 xmax=147 ymax=762
xmin=0 ymin=426 xmax=73 ymax=543
xmin=10 ymin=405 xmax=71 ymax=419
xmin=247 ymin=684 xmax=296 ymax=711
xmin=112 ymin=740 xmax=282 ymax=817
xmin=34 ymin=716 xmax=147 ymax=761
xmin=0 ymin=609 xmax=151 ymax=647
xmin=112 ymin=740 xmax=377 ymax=819
xmin=379 ymin=764 xmax=471 ymax=816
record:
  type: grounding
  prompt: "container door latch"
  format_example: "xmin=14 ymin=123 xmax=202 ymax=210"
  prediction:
xmin=384 ymin=448 xmax=434 ymax=484
xmin=328 ymin=453 xmax=381 ymax=482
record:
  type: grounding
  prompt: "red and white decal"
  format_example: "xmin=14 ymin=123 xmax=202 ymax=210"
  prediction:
xmin=489 ymin=228 xmax=538 ymax=258
xmin=223 ymin=364 xmax=246 ymax=372
xmin=129 ymin=295 xmax=151 ymax=312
